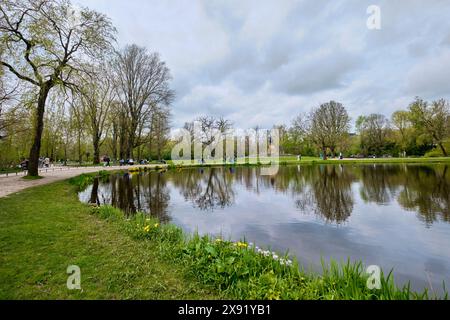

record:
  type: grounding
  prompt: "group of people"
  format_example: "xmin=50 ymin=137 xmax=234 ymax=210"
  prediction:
xmin=118 ymin=158 xmax=134 ymax=166
xmin=102 ymin=156 xmax=143 ymax=166
xmin=18 ymin=157 xmax=52 ymax=171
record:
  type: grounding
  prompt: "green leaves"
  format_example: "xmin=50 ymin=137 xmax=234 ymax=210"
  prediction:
xmin=205 ymin=244 xmax=217 ymax=257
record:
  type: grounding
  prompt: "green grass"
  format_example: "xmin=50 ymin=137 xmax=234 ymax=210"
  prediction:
xmin=0 ymin=172 xmax=447 ymax=300
xmin=0 ymin=179 xmax=218 ymax=299
xmin=168 ymin=156 xmax=450 ymax=168
xmin=101 ymin=208 xmax=444 ymax=300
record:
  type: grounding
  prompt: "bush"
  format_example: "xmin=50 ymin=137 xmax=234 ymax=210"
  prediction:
xmin=425 ymin=149 xmax=444 ymax=157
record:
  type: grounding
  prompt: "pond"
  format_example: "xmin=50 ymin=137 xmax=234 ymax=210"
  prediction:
xmin=79 ymin=164 xmax=450 ymax=294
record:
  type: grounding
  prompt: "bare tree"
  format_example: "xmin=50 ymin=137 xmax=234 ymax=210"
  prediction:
xmin=113 ymin=44 xmax=174 ymax=159
xmin=309 ymin=101 xmax=350 ymax=159
xmin=0 ymin=0 xmax=115 ymax=175
xmin=79 ymin=64 xmax=116 ymax=164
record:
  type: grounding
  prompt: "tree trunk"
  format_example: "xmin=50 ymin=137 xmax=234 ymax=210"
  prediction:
xmin=93 ymin=133 xmax=100 ymax=165
xmin=438 ymin=142 xmax=448 ymax=157
xmin=157 ymin=140 xmax=162 ymax=161
xmin=127 ymin=132 xmax=134 ymax=159
xmin=28 ymin=83 xmax=51 ymax=176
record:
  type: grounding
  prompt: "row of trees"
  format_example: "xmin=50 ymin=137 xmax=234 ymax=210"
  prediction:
xmin=1 ymin=1 xmax=449 ymax=174
xmin=0 ymin=0 xmax=174 ymax=174
xmin=178 ymin=96 xmax=449 ymax=162
xmin=276 ymin=98 xmax=450 ymax=159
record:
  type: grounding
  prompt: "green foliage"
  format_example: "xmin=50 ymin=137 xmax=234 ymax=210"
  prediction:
xmin=425 ymin=149 xmax=445 ymax=158
xmin=68 ymin=170 xmax=111 ymax=190
xmin=91 ymin=205 xmax=124 ymax=221
xmin=68 ymin=173 xmax=95 ymax=190
xmin=425 ymin=140 xmax=450 ymax=157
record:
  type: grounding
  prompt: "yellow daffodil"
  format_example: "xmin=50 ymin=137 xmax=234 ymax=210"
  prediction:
xmin=154 ymin=223 xmax=159 ymax=228
xmin=236 ymin=241 xmax=248 ymax=248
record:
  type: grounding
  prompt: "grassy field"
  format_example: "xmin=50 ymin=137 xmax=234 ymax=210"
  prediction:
xmin=1 ymin=171 xmax=447 ymax=299
xmin=0 ymin=180 xmax=218 ymax=299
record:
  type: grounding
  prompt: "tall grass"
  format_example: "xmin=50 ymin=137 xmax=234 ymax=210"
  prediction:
xmin=92 ymin=206 xmax=447 ymax=300
xmin=69 ymin=170 xmax=111 ymax=190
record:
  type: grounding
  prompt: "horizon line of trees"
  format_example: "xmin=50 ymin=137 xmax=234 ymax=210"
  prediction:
xmin=274 ymin=97 xmax=450 ymax=159
xmin=1 ymin=1 xmax=450 ymax=172
xmin=181 ymin=97 xmax=450 ymax=161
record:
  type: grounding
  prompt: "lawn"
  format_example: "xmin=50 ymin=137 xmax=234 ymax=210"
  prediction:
xmin=0 ymin=180 xmax=218 ymax=299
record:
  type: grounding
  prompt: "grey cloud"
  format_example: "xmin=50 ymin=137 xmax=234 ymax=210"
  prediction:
xmin=76 ymin=0 xmax=450 ymax=129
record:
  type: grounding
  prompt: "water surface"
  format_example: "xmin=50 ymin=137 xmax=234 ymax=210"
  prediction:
xmin=79 ymin=164 xmax=450 ymax=294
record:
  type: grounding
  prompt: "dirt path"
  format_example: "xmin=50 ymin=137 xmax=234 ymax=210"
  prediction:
xmin=0 ymin=165 xmax=164 ymax=198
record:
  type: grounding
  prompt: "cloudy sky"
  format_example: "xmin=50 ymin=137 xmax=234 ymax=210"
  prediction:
xmin=76 ymin=0 xmax=450 ymax=129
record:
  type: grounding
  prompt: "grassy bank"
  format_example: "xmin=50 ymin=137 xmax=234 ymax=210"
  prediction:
xmin=0 ymin=177 xmax=218 ymax=299
xmin=167 ymin=156 xmax=450 ymax=168
xmin=1 ymin=171 xmax=447 ymax=299
xmin=91 ymin=206 xmax=443 ymax=300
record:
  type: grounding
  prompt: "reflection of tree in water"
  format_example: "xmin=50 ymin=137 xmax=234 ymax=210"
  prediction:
xmin=397 ymin=165 xmax=450 ymax=224
xmin=294 ymin=165 xmax=355 ymax=223
xmin=89 ymin=177 xmax=100 ymax=205
xmin=135 ymin=172 xmax=171 ymax=223
xmin=108 ymin=172 xmax=171 ymax=222
xmin=173 ymin=167 xmax=235 ymax=211
xmin=110 ymin=173 xmax=137 ymax=214
xmin=358 ymin=165 xmax=400 ymax=204
xmin=354 ymin=164 xmax=450 ymax=224
xmin=87 ymin=164 xmax=450 ymax=226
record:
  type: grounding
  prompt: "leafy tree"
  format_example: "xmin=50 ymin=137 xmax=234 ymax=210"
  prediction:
xmin=0 ymin=0 xmax=115 ymax=175
xmin=408 ymin=97 xmax=450 ymax=156
xmin=309 ymin=101 xmax=350 ymax=159
xmin=356 ymin=114 xmax=392 ymax=156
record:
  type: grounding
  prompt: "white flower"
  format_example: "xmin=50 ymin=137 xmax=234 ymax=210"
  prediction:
xmin=272 ymin=254 xmax=279 ymax=260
